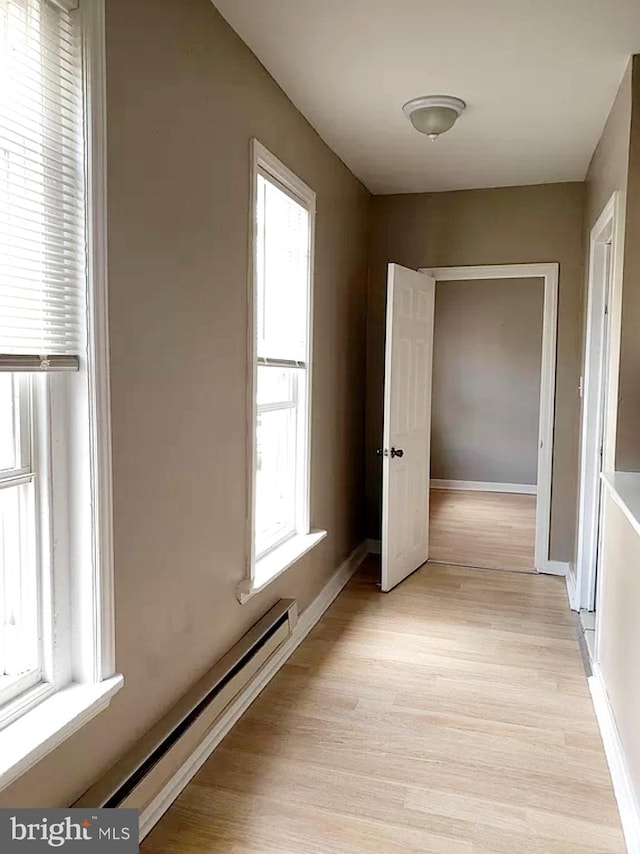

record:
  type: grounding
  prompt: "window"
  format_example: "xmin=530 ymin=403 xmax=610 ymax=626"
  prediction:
xmin=0 ymin=374 xmax=38 ymax=708
xmin=0 ymin=0 xmax=120 ymax=787
xmin=238 ymin=142 xmax=325 ymax=603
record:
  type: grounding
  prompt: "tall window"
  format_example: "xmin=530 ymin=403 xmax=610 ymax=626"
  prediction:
xmin=0 ymin=0 xmax=118 ymax=779
xmin=248 ymin=142 xmax=318 ymax=591
xmin=0 ymin=374 xmax=38 ymax=703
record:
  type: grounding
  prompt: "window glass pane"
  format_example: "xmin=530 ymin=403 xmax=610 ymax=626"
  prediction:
xmin=0 ymin=482 xmax=38 ymax=679
xmin=256 ymin=365 xmax=296 ymax=407
xmin=255 ymin=407 xmax=297 ymax=556
xmin=0 ymin=374 xmax=16 ymax=472
xmin=0 ymin=374 xmax=27 ymax=473
xmin=256 ymin=174 xmax=309 ymax=362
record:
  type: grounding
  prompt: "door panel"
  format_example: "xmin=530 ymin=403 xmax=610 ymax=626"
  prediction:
xmin=381 ymin=263 xmax=435 ymax=592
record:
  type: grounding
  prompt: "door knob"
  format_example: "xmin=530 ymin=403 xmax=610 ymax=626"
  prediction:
xmin=391 ymin=447 xmax=404 ymax=458
xmin=376 ymin=448 xmax=387 ymax=457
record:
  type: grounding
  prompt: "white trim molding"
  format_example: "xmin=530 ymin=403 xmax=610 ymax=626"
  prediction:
xmin=541 ymin=560 xmax=570 ymax=577
xmin=430 ymin=479 xmax=537 ymax=495
xmin=236 ymin=529 xmax=327 ymax=604
xmin=589 ymin=663 xmax=640 ymax=853
xmin=243 ymin=140 xmax=317 ymax=595
xmin=81 ymin=0 xmax=115 ymax=684
xmin=420 ymin=263 xmax=558 ymax=575
xmin=140 ymin=540 xmax=368 ymax=841
xmin=565 ymin=565 xmax=578 ymax=610
xmin=576 ymin=192 xmax=624 ymax=612
xmin=0 ymin=676 xmax=123 ymax=792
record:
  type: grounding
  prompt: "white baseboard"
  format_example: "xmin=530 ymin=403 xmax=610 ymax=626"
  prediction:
xmin=366 ymin=538 xmax=381 ymax=555
xmin=564 ymin=564 xmax=578 ymax=610
xmin=541 ymin=560 xmax=569 ymax=577
xmin=430 ymin=479 xmax=537 ymax=495
xmin=139 ymin=539 xmax=369 ymax=841
xmin=589 ymin=663 xmax=640 ymax=853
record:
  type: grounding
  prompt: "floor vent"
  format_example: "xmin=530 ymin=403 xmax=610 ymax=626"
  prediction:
xmin=75 ymin=598 xmax=297 ymax=812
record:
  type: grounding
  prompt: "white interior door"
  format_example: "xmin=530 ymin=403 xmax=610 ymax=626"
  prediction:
xmin=381 ymin=263 xmax=435 ymax=592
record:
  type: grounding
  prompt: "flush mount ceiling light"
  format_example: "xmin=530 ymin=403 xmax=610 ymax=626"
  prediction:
xmin=402 ymin=95 xmax=466 ymax=142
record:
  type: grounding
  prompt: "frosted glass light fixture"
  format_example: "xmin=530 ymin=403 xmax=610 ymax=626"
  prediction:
xmin=402 ymin=95 xmax=466 ymax=141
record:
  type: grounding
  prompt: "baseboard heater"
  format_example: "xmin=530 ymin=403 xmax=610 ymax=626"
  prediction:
xmin=74 ymin=598 xmax=298 ymax=812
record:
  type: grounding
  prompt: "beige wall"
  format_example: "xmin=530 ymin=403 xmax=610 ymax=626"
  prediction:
xmin=616 ymin=56 xmax=640 ymax=469
xmin=431 ymin=277 xmax=543 ymax=485
xmin=0 ymin=0 xmax=370 ymax=808
xmin=366 ymin=183 xmax=585 ymax=561
xmin=584 ymin=63 xmax=632 ymax=233
xmin=598 ymin=492 xmax=640 ymax=809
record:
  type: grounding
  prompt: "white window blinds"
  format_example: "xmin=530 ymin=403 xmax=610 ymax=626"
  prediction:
xmin=0 ymin=0 xmax=86 ymax=360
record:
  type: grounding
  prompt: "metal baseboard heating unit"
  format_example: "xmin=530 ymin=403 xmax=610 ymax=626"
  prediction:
xmin=75 ymin=599 xmax=298 ymax=813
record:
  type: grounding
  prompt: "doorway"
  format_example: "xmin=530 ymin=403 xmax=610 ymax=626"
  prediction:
xmin=427 ymin=274 xmax=543 ymax=573
xmin=380 ymin=262 xmax=559 ymax=591
xmin=576 ymin=192 xmax=622 ymax=655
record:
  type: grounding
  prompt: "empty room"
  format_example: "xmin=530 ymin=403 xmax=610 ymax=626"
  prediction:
xmin=0 ymin=1 xmax=639 ymax=853
xmin=428 ymin=273 xmax=544 ymax=573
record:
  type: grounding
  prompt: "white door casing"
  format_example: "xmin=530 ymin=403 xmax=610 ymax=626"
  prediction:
xmin=420 ymin=263 xmax=558 ymax=575
xmin=577 ymin=192 xmax=623 ymax=613
xmin=381 ymin=264 xmax=435 ymax=592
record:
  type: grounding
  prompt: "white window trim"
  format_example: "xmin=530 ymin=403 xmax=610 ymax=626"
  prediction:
xmin=0 ymin=0 xmax=122 ymax=792
xmin=237 ymin=140 xmax=324 ymax=605
xmin=83 ymin=0 xmax=115 ymax=684
xmin=237 ymin=530 xmax=327 ymax=605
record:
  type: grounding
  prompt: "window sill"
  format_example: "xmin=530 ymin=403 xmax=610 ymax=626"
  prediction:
xmin=236 ymin=529 xmax=328 ymax=604
xmin=0 ymin=674 xmax=124 ymax=791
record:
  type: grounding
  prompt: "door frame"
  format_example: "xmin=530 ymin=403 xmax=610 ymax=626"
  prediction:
xmin=576 ymin=192 xmax=624 ymax=613
xmin=419 ymin=262 xmax=558 ymax=574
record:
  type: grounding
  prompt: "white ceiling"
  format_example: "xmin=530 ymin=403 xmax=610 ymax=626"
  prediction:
xmin=213 ymin=0 xmax=640 ymax=194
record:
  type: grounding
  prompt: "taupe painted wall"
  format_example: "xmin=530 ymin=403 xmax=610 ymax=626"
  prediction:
xmin=0 ymin=0 xmax=370 ymax=808
xmin=366 ymin=183 xmax=585 ymax=562
xmin=431 ymin=277 xmax=543 ymax=485
xmin=616 ymin=56 xmax=640 ymax=469
xmin=584 ymin=62 xmax=632 ymax=233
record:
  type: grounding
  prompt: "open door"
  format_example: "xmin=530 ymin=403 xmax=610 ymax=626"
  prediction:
xmin=381 ymin=263 xmax=435 ymax=592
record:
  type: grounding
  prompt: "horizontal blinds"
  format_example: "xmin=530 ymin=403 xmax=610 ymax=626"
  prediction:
xmin=0 ymin=0 xmax=86 ymax=357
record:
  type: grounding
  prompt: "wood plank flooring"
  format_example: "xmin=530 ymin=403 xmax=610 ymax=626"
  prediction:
xmin=429 ymin=489 xmax=536 ymax=572
xmin=142 ymin=558 xmax=624 ymax=854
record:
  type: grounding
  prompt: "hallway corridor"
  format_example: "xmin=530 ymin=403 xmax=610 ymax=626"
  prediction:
xmin=143 ymin=558 xmax=624 ymax=853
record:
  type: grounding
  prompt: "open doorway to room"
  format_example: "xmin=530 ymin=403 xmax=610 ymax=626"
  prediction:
xmin=427 ymin=275 xmax=544 ymax=573
xmin=379 ymin=262 xmax=558 ymax=592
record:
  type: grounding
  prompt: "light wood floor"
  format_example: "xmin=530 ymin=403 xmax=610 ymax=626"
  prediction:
xmin=142 ymin=558 xmax=624 ymax=854
xmin=429 ymin=489 xmax=537 ymax=572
